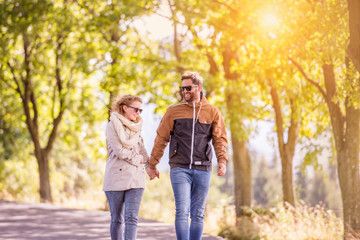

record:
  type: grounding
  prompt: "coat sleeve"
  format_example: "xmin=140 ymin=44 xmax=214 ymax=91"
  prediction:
xmin=148 ymin=109 xmax=174 ymax=169
xmin=139 ymin=136 xmax=150 ymax=169
xmin=212 ymin=108 xmax=228 ymax=165
xmin=106 ymin=122 xmax=143 ymax=167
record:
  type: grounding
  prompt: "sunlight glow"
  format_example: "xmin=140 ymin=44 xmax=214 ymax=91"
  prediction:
xmin=259 ymin=11 xmax=281 ymax=38
xmin=132 ymin=1 xmax=173 ymax=40
xmin=262 ymin=13 xmax=280 ymax=29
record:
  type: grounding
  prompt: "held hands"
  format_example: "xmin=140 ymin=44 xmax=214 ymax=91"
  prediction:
xmin=217 ymin=162 xmax=226 ymax=176
xmin=146 ymin=163 xmax=225 ymax=178
xmin=146 ymin=167 xmax=160 ymax=180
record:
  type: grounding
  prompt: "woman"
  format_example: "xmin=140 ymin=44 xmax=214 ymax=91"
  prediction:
xmin=103 ymin=94 xmax=148 ymax=240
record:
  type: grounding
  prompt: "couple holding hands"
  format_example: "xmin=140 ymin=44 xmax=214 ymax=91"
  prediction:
xmin=103 ymin=72 xmax=228 ymax=240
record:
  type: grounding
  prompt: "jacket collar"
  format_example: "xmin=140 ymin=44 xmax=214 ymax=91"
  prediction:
xmin=181 ymin=92 xmax=208 ymax=107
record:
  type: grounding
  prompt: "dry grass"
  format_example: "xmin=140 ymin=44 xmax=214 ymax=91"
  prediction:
xmin=218 ymin=202 xmax=344 ymax=240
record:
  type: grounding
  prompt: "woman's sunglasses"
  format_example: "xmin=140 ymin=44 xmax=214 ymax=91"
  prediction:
xmin=126 ymin=105 xmax=143 ymax=114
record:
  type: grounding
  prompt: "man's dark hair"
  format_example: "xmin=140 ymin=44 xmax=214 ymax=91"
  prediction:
xmin=181 ymin=72 xmax=203 ymax=86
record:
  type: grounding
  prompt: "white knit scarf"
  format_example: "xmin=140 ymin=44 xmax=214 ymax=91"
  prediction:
xmin=110 ymin=111 xmax=143 ymax=148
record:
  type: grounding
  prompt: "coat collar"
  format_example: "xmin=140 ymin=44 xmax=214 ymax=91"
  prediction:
xmin=181 ymin=92 xmax=208 ymax=107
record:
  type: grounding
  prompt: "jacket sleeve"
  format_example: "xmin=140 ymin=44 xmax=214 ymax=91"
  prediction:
xmin=106 ymin=122 xmax=143 ymax=167
xmin=148 ymin=109 xmax=174 ymax=169
xmin=139 ymin=136 xmax=150 ymax=169
xmin=212 ymin=108 xmax=228 ymax=165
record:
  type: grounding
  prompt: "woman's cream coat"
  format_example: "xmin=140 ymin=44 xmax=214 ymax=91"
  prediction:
xmin=103 ymin=120 xmax=149 ymax=191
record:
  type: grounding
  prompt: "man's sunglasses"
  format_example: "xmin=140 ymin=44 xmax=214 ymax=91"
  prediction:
xmin=126 ymin=105 xmax=143 ymax=114
xmin=179 ymin=85 xmax=198 ymax=92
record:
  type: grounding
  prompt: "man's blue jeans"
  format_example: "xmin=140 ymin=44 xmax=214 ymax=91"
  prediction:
xmin=170 ymin=167 xmax=211 ymax=240
xmin=105 ymin=189 xmax=144 ymax=240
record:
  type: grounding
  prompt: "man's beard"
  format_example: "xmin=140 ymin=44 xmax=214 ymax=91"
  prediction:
xmin=184 ymin=92 xmax=196 ymax=103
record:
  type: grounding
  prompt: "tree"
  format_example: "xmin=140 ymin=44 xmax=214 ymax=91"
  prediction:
xmin=78 ymin=0 xmax=163 ymax=118
xmin=249 ymin=0 xmax=332 ymax=208
xmin=346 ymin=0 xmax=360 ymax=72
xmin=176 ymin=0 xmax=256 ymax=218
xmin=0 ymin=0 xmax=94 ymax=202
xmin=267 ymin=76 xmax=299 ymax=206
xmin=288 ymin=0 xmax=360 ymax=237
xmin=0 ymin=81 xmax=37 ymax=198
xmin=292 ymin=58 xmax=360 ymax=238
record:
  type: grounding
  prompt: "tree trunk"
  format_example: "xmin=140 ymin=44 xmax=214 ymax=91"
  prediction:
xmin=230 ymin=130 xmax=251 ymax=217
xmin=343 ymin=5 xmax=360 ymax=235
xmin=268 ymin=78 xmax=298 ymax=207
xmin=322 ymin=63 xmax=360 ymax=239
xmin=222 ymin=41 xmax=251 ymax=218
xmin=24 ymin=109 xmax=54 ymax=203
xmin=290 ymin=56 xmax=360 ymax=239
xmin=339 ymin=89 xmax=360 ymax=238
xmin=338 ymin=148 xmax=360 ymax=238
xmin=280 ymin=150 xmax=295 ymax=207
xmin=169 ymin=1 xmax=184 ymax=74
xmin=346 ymin=0 xmax=360 ymax=72
xmin=225 ymin=87 xmax=252 ymax=218
xmin=8 ymin=32 xmax=66 ymax=203
xmin=36 ymin=149 xmax=52 ymax=202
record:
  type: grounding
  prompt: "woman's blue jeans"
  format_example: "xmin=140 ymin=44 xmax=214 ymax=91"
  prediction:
xmin=170 ymin=167 xmax=211 ymax=240
xmin=105 ymin=188 xmax=144 ymax=240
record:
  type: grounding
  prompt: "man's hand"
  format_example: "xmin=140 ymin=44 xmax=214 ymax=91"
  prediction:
xmin=146 ymin=167 xmax=160 ymax=180
xmin=217 ymin=163 xmax=226 ymax=176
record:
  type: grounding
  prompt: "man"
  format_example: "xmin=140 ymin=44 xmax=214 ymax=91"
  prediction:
xmin=147 ymin=72 xmax=228 ymax=240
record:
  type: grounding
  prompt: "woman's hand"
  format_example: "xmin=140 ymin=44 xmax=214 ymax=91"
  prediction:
xmin=146 ymin=167 xmax=160 ymax=180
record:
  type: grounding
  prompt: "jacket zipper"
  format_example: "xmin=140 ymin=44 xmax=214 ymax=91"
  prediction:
xmin=190 ymin=102 xmax=196 ymax=169
xmin=189 ymin=102 xmax=203 ymax=169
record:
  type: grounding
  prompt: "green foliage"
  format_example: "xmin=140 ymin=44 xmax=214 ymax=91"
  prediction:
xmin=85 ymin=0 xmax=168 ymax=111
xmin=0 ymin=88 xmax=28 ymax=160
xmin=0 ymin=0 xmax=103 ymax=201
xmin=301 ymin=144 xmax=325 ymax=172
xmin=0 ymin=152 xmax=38 ymax=202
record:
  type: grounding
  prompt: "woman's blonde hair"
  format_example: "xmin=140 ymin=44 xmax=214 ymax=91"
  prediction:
xmin=110 ymin=94 xmax=143 ymax=115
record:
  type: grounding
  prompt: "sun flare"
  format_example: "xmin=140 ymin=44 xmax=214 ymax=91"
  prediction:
xmin=258 ymin=10 xmax=281 ymax=39
xmin=260 ymin=12 xmax=280 ymax=29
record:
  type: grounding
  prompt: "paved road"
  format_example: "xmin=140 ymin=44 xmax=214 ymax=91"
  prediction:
xmin=0 ymin=200 xmax=226 ymax=240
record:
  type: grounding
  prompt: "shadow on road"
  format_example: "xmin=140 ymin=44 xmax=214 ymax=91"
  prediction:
xmin=0 ymin=200 xmax=226 ymax=240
